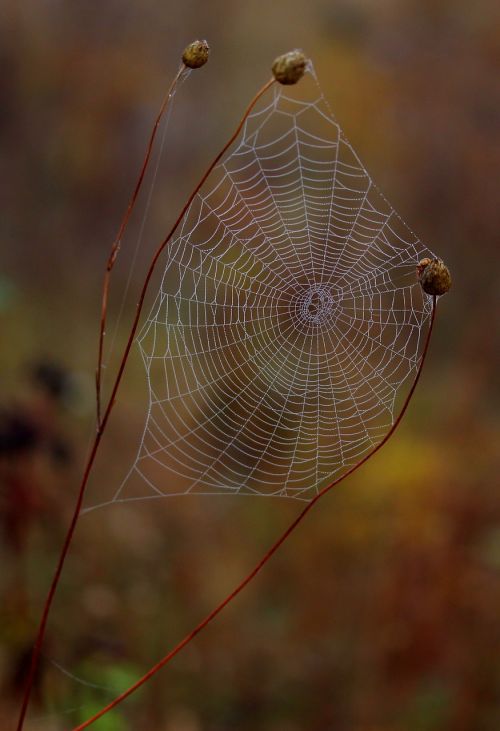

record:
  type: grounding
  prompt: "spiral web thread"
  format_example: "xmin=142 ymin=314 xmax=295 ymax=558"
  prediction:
xmin=88 ymin=67 xmax=435 ymax=511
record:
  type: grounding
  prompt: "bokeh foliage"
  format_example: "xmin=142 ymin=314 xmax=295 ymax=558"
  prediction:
xmin=1 ymin=1 xmax=499 ymax=729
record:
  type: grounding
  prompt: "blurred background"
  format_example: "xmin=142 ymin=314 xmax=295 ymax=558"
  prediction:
xmin=1 ymin=0 xmax=499 ymax=729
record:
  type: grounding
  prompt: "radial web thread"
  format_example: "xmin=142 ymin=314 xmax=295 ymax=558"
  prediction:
xmin=94 ymin=68 xmax=435 ymax=509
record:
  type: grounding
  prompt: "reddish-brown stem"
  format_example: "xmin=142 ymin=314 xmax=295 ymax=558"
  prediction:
xmin=72 ymin=299 xmax=437 ymax=730
xmin=96 ymin=64 xmax=186 ymax=427
xmin=15 ymin=76 xmax=276 ymax=731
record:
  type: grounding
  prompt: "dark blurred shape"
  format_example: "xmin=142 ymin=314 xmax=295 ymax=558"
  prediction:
xmin=0 ymin=360 xmax=76 ymax=556
xmin=30 ymin=359 xmax=75 ymax=405
xmin=49 ymin=435 xmax=72 ymax=466
xmin=0 ymin=408 xmax=39 ymax=457
xmin=8 ymin=644 xmax=43 ymax=704
xmin=0 ymin=405 xmax=72 ymax=466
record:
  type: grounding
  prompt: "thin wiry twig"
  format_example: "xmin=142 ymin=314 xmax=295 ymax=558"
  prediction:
xmin=15 ymin=74 xmax=275 ymax=731
xmin=95 ymin=63 xmax=186 ymax=427
xmin=71 ymin=298 xmax=437 ymax=730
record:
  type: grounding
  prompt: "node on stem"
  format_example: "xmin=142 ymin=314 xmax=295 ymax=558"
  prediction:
xmin=272 ymin=50 xmax=307 ymax=85
xmin=182 ymin=39 xmax=210 ymax=69
xmin=417 ymin=258 xmax=452 ymax=296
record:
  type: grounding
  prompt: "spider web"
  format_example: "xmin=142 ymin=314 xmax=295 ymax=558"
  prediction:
xmin=89 ymin=66 xmax=435 ymax=510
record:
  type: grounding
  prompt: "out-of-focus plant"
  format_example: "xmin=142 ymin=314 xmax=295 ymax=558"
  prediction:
xmin=10 ymin=41 xmax=453 ymax=731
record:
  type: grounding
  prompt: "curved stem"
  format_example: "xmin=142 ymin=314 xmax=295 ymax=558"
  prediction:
xmin=72 ymin=298 xmax=437 ymax=730
xmin=15 ymin=76 xmax=276 ymax=731
xmin=96 ymin=63 xmax=186 ymax=426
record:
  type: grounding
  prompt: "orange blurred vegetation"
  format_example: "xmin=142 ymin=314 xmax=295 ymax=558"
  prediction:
xmin=1 ymin=1 xmax=499 ymax=729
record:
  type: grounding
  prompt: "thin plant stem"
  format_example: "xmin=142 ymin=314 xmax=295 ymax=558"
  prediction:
xmin=96 ymin=63 xmax=186 ymax=426
xmin=71 ymin=298 xmax=437 ymax=730
xmin=15 ymin=76 xmax=276 ymax=731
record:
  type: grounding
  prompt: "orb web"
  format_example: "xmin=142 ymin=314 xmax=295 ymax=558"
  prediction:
xmin=104 ymin=67 xmax=435 ymax=507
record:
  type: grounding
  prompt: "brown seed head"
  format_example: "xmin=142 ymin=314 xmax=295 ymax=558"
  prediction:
xmin=182 ymin=40 xmax=210 ymax=69
xmin=417 ymin=257 xmax=452 ymax=296
xmin=272 ymin=50 xmax=307 ymax=85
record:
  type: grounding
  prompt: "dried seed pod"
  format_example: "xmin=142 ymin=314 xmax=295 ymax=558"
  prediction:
xmin=272 ymin=50 xmax=307 ymax=85
xmin=417 ymin=257 xmax=452 ymax=296
xmin=182 ymin=40 xmax=210 ymax=69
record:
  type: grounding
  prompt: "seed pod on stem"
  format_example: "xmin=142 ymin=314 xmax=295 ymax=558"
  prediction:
xmin=182 ymin=39 xmax=210 ymax=69
xmin=272 ymin=49 xmax=307 ymax=85
xmin=417 ymin=257 xmax=452 ymax=296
